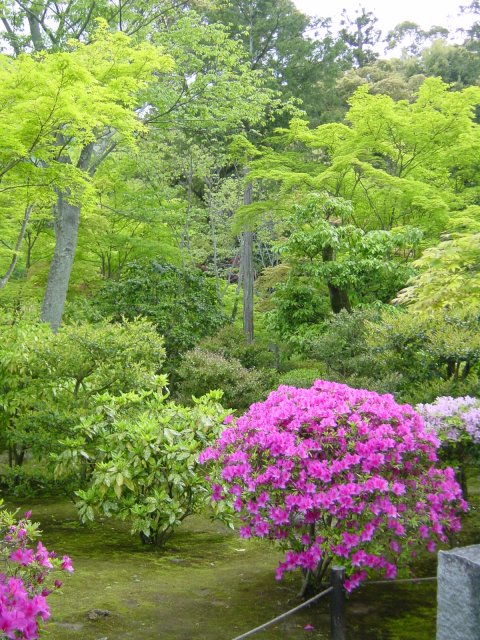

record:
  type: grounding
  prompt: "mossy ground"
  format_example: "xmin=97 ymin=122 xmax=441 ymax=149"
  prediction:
xmin=5 ymin=476 xmax=480 ymax=640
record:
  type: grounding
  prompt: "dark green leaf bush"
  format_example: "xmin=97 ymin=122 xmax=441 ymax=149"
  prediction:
xmin=174 ymin=348 xmax=278 ymax=413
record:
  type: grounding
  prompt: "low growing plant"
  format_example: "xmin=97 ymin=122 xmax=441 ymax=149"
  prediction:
xmin=174 ymin=348 xmax=277 ymax=413
xmin=201 ymin=381 xmax=466 ymax=593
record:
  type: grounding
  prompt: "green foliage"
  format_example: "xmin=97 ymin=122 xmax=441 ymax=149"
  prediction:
xmin=286 ymin=306 xmax=402 ymax=395
xmin=0 ymin=465 xmax=63 ymax=498
xmin=366 ymin=309 xmax=480 ymax=403
xmin=396 ymin=207 xmax=480 ymax=311
xmin=199 ymin=324 xmax=277 ymax=370
xmin=271 ymin=305 xmax=480 ymax=405
xmin=277 ymin=366 xmax=327 ymax=388
xmin=205 ymin=0 xmax=349 ymax=124
xmin=249 ymin=79 xmax=480 ymax=235
xmin=265 ymin=193 xmax=419 ymax=327
xmin=339 ymin=7 xmax=381 ymax=68
xmin=55 ymin=390 xmax=228 ymax=546
xmin=267 ymin=275 xmax=332 ymax=338
xmin=0 ymin=23 xmax=173 ymax=301
xmin=174 ymin=348 xmax=277 ymax=413
xmin=0 ymin=314 xmax=166 ymax=460
xmin=91 ymin=260 xmax=226 ymax=362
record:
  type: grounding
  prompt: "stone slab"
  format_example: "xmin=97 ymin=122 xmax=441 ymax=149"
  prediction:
xmin=437 ymin=544 xmax=480 ymax=640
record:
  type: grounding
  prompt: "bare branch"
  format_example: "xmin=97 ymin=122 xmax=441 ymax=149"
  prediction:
xmin=0 ymin=204 xmax=34 ymax=289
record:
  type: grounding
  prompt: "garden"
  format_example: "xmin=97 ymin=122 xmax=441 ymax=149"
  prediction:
xmin=1 ymin=1 xmax=480 ymax=638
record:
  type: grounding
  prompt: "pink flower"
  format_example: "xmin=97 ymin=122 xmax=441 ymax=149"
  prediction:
xmin=60 ymin=556 xmax=74 ymax=573
xmin=10 ymin=548 xmax=35 ymax=566
xmin=211 ymin=484 xmax=223 ymax=501
xmin=36 ymin=542 xmax=53 ymax=569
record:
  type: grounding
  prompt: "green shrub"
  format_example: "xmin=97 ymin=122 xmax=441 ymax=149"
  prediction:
xmin=0 ymin=466 xmax=68 ymax=498
xmin=278 ymin=367 xmax=327 ymax=388
xmin=0 ymin=315 xmax=166 ymax=463
xmin=55 ymin=390 xmax=228 ymax=546
xmin=200 ymin=324 xmax=277 ymax=370
xmin=90 ymin=259 xmax=226 ymax=363
xmin=174 ymin=348 xmax=278 ymax=413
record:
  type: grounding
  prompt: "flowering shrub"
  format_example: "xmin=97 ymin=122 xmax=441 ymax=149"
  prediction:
xmin=416 ymin=396 xmax=480 ymax=444
xmin=0 ymin=502 xmax=73 ymax=639
xmin=416 ymin=396 xmax=480 ymax=496
xmin=201 ymin=381 xmax=466 ymax=592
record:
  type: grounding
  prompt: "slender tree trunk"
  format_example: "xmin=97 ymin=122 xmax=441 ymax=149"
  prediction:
xmin=322 ymin=245 xmax=351 ymax=314
xmin=41 ymin=144 xmax=93 ymax=331
xmin=27 ymin=13 xmax=44 ymax=52
xmin=0 ymin=204 xmax=33 ymax=290
xmin=230 ymin=269 xmax=243 ymax=323
xmin=242 ymin=181 xmax=254 ymax=343
xmin=40 ymin=192 xmax=81 ymax=331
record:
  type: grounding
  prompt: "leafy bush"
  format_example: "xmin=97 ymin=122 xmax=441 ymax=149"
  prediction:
xmin=0 ymin=316 xmax=166 ymax=464
xmin=0 ymin=467 xmax=66 ymax=499
xmin=174 ymin=348 xmax=278 ymax=412
xmin=284 ymin=306 xmax=402 ymax=395
xmin=91 ymin=259 xmax=226 ymax=362
xmin=367 ymin=310 xmax=480 ymax=403
xmin=277 ymin=367 xmax=327 ymax=388
xmin=282 ymin=307 xmax=480 ymax=404
xmin=201 ymin=381 xmax=465 ymax=592
xmin=0 ymin=501 xmax=73 ymax=638
xmin=55 ymin=390 xmax=228 ymax=546
xmin=200 ymin=324 xmax=277 ymax=370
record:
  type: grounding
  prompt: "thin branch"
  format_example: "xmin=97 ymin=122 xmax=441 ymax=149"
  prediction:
xmin=0 ymin=204 xmax=34 ymax=290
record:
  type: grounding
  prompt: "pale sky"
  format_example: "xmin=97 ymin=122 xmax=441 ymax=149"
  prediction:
xmin=293 ymin=0 xmax=474 ymax=35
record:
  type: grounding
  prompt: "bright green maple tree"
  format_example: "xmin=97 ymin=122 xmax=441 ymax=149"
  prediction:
xmin=247 ymin=78 xmax=480 ymax=234
xmin=0 ymin=24 xmax=173 ymax=326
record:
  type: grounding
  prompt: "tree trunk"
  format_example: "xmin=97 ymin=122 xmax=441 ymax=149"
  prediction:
xmin=328 ymin=284 xmax=352 ymax=314
xmin=40 ymin=143 xmax=93 ymax=331
xmin=40 ymin=191 xmax=81 ymax=331
xmin=242 ymin=181 xmax=254 ymax=343
xmin=322 ymin=245 xmax=351 ymax=314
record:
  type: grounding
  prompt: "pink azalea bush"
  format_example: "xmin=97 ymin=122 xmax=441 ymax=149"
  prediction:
xmin=200 ymin=381 xmax=467 ymax=592
xmin=0 ymin=504 xmax=73 ymax=639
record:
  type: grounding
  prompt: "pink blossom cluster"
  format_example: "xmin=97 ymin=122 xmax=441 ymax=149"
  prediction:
xmin=0 ymin=512 xmax=73 ymax=639
xmin=201 ymin=381 xmax=466 ymax=591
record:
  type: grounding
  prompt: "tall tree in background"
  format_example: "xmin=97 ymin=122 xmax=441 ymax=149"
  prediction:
xmin=339 ymin=6 xmax=381 ymax=68
xmin=206 ymin=0 xmax=349 ymax=124
xmin=202 ymin=0 xmax=348 ymax=341
xmin=0 ymin=26 xmax=173 ymax=330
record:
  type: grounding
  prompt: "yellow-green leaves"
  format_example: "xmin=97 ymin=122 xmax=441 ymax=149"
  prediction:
xmin=396 ymin=210 xmax=480 ymax=311
xmin=0 ymin=24 xmax=174 ymax=295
